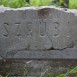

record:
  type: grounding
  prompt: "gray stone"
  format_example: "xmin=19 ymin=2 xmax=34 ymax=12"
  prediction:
xmin=0 ymin=6 xmax=77 ymax=59
xmin=5 ymin=48 xmax=77 ymax=59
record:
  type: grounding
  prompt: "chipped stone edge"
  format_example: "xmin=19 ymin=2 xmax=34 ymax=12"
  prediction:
xmin=0 ymin=6 xmax=77 ymax=60
xmin=0 ymin=48 xmax=77 ymax=60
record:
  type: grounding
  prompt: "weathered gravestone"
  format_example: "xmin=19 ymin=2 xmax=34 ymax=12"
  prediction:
xmin=0 ymin=6 xmax=77 ymax=77
xmin=0 ymin=6 xmax=77 ymax=59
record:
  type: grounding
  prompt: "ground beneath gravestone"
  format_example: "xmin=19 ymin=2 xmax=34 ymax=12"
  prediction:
xmin=0 ymin=60 xmax=77 ymax=77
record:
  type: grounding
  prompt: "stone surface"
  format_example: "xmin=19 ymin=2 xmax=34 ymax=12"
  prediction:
xmin=5 ymin=48 xmax=77 ymax=59
xmin=0 ymin=6 xmax=77 ymax=59
xmin=0 ymin=6 xmax=77 ymax=77
xmin=0 ymin=6 xmax=76 ymax=50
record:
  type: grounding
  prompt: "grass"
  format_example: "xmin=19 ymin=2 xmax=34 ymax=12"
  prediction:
xmin=45 ymin=66 xmax=77 ymax=77
xmin=0 ymin=0 xmax=77 ymax=9
xmin=0 ymin=0 xmax=51 ymax=8
xmin=69 ymin=0 xmax=77 ymax=9
xmin=0 ymin=66 xmax=77 ymax=77
xmin=1 ymin=0 xmax=29 ymax=8
xmin=30 ymin=0 xmax=51 ymax=6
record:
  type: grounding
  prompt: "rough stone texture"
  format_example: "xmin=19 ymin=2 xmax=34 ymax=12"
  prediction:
xmin=0 ymin=6 xmax=77 ymax=53
xmin=0 ymin=6 xmax=77 ymax=59
xmin=4 ymin=48 xmax=77 ymax=59
xmin=0 ymin=6 xmax=77 ymax=77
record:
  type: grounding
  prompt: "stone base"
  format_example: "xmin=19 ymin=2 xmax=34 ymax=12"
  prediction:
xmin=0 ymin=48 xmax=77 ymax=60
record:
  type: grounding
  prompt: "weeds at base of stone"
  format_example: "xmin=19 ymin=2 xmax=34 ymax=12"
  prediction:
xmin=0 ymin=61 xmax=77 ymax=77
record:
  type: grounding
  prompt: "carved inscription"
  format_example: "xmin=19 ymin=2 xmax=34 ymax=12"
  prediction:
xmin=26 ymin=22 xmax=32 ymax=37
xmin=2 ymin=19 xmax=54 ymax=50
xmin=3 ymin=22 xmax=33 ymax=37
xmin=0 ymin=8 xmax=74 ymax=51
xmin=40 ymin=20 xmax=46 ymax=36
xmin=3 ymin=20 xmax=47 ymax=37
xmin=53 ymin=21 xmax=59 ymax=36
xmin=3 ymin=22 xmax=46 ymax=37
xmin=3 ymin=23 xmax=19 ymax=36
xmin=4 ymin=23 xmax=9 ymax=36
xmin=15 ymin=23 xmax=21 ymax=36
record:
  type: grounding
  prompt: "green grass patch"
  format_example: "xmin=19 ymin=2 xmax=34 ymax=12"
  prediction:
xmin=0 ymin=0 xmax=77 ymax=9
xmin=0 ymin=0 xmax=51 ymax=8
xmin=69 ymin=0 xmax=77 ymax=9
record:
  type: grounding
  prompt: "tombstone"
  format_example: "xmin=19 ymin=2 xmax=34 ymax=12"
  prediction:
xmin=0 ymin=6 xmax=77 ymax=76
